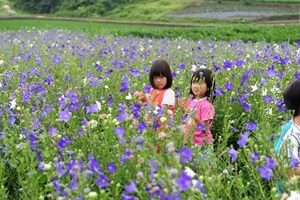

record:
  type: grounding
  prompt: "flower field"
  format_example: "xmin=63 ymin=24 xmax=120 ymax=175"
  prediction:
xmin=0 ymin=28 xmax=299 ymax=199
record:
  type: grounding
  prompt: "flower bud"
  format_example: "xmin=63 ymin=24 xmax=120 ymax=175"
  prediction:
xmin=88 ymin=191 xmax=98 ymax=199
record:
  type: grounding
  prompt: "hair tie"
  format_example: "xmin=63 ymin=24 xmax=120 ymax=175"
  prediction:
xmin=199 ymin=71 xmax=203 ymax=78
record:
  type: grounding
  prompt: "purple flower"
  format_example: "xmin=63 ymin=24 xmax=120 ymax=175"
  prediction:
xmin=88 ymin=153 xmax=102 ymax=174
xmin=107 ymin=163 xmax=116 ymax=173
xmin=224 ymin=82 xmax=233 ymax=90
xmin=38 ymin=162 xmax=45 ymax=171
xmin=265 ymin=157 xmax=276 ymax=169
xmin=263 ymin=96 xmax=273 ymax=103
xmin=22 ymin=92 xmax=31 ymax=103
xmin=180 ymin=115 xmax=187 ymax=121
xmin=53 ymin=180 xmax=61 ymax=194
xmin=178 ymin=63 xmax=185 ymax=71
xmin=125 ymin=179 xmax=137 ymax=194
xmin=175 ymin=171 xmax=192 ymax=191
xmin=48 ymin=126 xmax=57 ymax=136
xmin=58 ymin=109 xmax=71 ymax=122
xmin=53 ymin=161 xmax=65 ymax=178
xmin=81 ymin=117 xmax=88 ymax=126
xmin=117 ymin=112 xmax=129 ymax=123
xmin=45 ymin=74 xmax=54 ymax=85
xmin=122 ymin=193 xmax=138 ymax=200
xmin=267 ymin=66 xmax=276 ymax=77
xmin=137 ymin=121 xmax=147 ymax=133
xmin=228 ymin=148 xmax=237 ymax=162
xmin=230 ymin=126 xmax=239 ymax=132
xmin=290 ymin=156 xmax=299 ymax=168
xmin=194 ymin=180 xmax=206 ymax=194
xmin=95 ymin=173 xmax=109 ymax=188
xmin=251 ymin=152 xmax=259 ymax=163
xmin=136 ymin=136 xmax=145 ymax=145
xmin=223 ymin=59 xmax=233 ymax=70
xmin=86 ymin=104 xmax=100 ymax=114
xmin=59 ymin=96 xmax=66 ymax=109
xmin=29 ymin=134 xmax=39 ymax=147
xmin=120 ymin=75 xmax=130 ymax=92
xmin=56 ymin=137 xmax=70 ymax=150
xmin=269 ymin=134 xmax=274 ymax=142
xmin=197 ymin=123 xmax=206 ymax=131
xmin=52 ymin=55 xmax=61 ymax=64
xmin=179 ymin=146 xmax=193 ymax=165
xmin=237 ymin=132 xmax=249 ymax=148
xmin=115 ymin=127 xmax=125 ymax=137
xmin=143 ymin=85 xmax=151 ymax=94
xmin=257 ymin=166 xmax=273 ymax=181
xmin=245 ymin=122 xmax=258 ymax=131
xmin=69 ymin=92 xmax=79 ymax=103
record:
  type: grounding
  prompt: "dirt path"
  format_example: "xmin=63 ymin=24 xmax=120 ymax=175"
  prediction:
xmin=2 ymin=5 xmax=17 ymax=14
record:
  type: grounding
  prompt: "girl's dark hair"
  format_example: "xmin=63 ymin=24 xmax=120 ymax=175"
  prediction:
xmin=149 ymin=59 xmax=172 ymax=89
xmin=189 ymin=68 xmax=216 ymax=102
xmin=283 ymin=78 xmax=300 ymax=117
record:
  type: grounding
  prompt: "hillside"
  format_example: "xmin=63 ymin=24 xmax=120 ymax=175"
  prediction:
xmin=0 ymin=0 xmax=299 ymax=25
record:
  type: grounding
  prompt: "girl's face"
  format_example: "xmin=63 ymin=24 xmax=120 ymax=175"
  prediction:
xmin=191 ymin=77 xmax=207 ymax=98
xmin=153 ymin=75 xmax=167 ymax=90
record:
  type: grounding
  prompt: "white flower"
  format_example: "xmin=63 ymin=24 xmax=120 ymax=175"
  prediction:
xmin=0 ymin=60 xmax=4 ymax=65
xmin=178 ymin=45 xmax=181 ymax=50
xmin=10 ymin=98 xmax=17 ymax=110
xmin=287 ymin=190 xmax=300 ymax=200
xmin=185 ymin=167 xmax=196 ymax=178
xmin=250 ymin=84 xmax=258 ymax=93
xmin=104 ymin=85 xmax=109 ymax=89
xmin=83 ymin=77 xmax=88 ymax=86
xmin=19 ymin=134 xmax=25 ymax=140
xmin=87 ymin=120 xmax=98 ymax=129
xmin=44 ymin=163 xmax=52 ymax=171
xmin=95 ymin=101 xmax=101 ymax=111
xmin=199 ymin=65 xmax=206 ymax=69
xmin=153 ymin=106 xmax=160 ymax=115
xmin=139 ymin=45 xmax=144 ymax=51
xmin=16 ymin=143 xmax=25 ymax=150
xmin=167 ymin=110 xmax=173 ymax=115
xmin=266 ymin=108 xmax=273 ymax=115
xmin=262 ymin=88 xmax=267 ymax=96
xmin=160 ymin=117 xmax=167 ymax=123
xmin=125 ymin=92 xmax=132 ymax=100
xmin=191 ymin=64 xmax=197 ymax=72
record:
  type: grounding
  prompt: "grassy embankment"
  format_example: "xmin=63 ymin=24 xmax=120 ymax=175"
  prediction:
xmin=0 ymin=0 xmax=299 ymax=43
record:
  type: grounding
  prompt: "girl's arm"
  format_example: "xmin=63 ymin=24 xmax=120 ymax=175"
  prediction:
xmin=134 ymin=91 xmax=151 ymax=104
xmin=178 ymin=98 xmax=190 ymax=114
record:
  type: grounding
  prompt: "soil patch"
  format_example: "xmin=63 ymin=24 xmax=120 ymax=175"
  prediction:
xmin=169 ymin=2 xmax=299 ymax=20
xmin=2 ymin=5 xmax=17 ymax=14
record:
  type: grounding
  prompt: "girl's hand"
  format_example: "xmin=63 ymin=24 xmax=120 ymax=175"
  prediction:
xmin=194 ymin=115 xmax=201 ymax=123
xmin=178 ymin=98 xmax=186 ymax=108
xmin=178 ymin=98 xmax=189 ymax=114
xmin=134 ymin=91 xmax=147 ymax=102
xmin=134 ymin=91 xmax=141 ymax=99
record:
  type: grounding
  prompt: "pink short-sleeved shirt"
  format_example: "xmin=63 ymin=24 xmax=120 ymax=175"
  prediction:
xmin=185 ymin=97 xmax=215 ymax=145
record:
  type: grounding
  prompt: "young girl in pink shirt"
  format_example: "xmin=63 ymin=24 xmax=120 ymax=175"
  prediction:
xmin=178 ymin=68 xmax=215 ymax=146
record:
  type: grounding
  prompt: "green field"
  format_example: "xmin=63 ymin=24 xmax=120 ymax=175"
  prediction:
xmin=0 ymin=19 xmax=299 ymax=44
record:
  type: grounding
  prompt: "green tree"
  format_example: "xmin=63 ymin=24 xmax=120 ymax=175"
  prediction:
xmin=10 ymin=0 xmax=60 ymax=13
